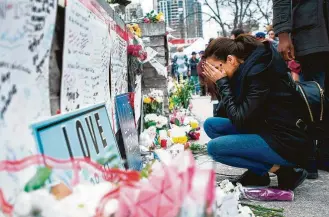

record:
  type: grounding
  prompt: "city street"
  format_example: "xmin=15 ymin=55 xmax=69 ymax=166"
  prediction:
xmin=191 ymin=96 xmax=329 ymax=217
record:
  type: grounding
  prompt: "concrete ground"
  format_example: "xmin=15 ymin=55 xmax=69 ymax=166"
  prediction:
xmin=191 ymin=96 xmax=329 ymax=217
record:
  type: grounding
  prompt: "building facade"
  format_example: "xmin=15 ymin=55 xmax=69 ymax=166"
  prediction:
xmin=155 ymin=0 xmax=203 ymax=39
xmin=185 ymin=0 xmax=203 ymax=38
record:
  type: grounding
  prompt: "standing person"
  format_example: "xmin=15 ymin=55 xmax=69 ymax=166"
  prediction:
xmin=273 ymin=0 xmax=329 ymax=178
xmin=173 ymin=46 xmax=189 ymax=83
xmin=189 ymin=52 xmax=200 ymax=95
xmin=255 ymin=32 xmax=266 ymax=41
xmin=267 ymin=29 xmax=279 ymax=50
xmin=231 ymin=29 xmax=245 ymax=39
xmin=202 ymin=35 xmax=310 ymax=190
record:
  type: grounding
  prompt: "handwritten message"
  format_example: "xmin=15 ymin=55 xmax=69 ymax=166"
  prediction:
xmin=61 ymin=0 xmax=113 ymax=125
xmin=110 ymin=27 xmax=128 ymax=133
xmin=0 ymin=0 xmax=57 ymax=203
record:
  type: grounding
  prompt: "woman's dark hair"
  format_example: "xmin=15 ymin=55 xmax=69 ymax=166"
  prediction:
xmin=231 ymin=29 xmax=245 ymax=38
xmin=204 ymin=34 xmax=262 ymax=61
xmin=201 ymin=35 xmax=262 ymax=99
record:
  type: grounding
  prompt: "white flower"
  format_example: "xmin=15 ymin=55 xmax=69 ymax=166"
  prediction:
xmin=13 ymin=192 xmax=32 ymax=216
xmin=155 ymin=97 xmax=163 ymax=103
xmin=215 ymin=180 xmax=255 ymax=217
xmin=156 ymin=115 xmax=168 ymax=128
xmin=146 ymin=126 xmax=157 ymax=140
xmin=237 ymin=205 xmax=255 ymax=217
xmin=140 ymin=131 xmax=153 ymax=148
xmin=144 ymin=113 xmax=158 ymax=122
xmin=170 ymin=127 xmax=186 ymax=138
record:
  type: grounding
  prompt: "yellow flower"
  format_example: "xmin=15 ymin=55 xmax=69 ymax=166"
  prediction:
xmin=172 ymin=136 xmax=188 ymax=144
xmin=190 ymin=121 xmax=199 ymax=129
xmin=169 ymin=103 xmax=174 ymax=111
xmin=143 ymin=97 xmax=152 ymax=104
xmin=156 ymin=12 xmax=164 ymax=21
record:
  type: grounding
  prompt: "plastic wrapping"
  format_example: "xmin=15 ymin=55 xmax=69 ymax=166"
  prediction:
xmin=240 ymin=187 xmax=294 ymax=201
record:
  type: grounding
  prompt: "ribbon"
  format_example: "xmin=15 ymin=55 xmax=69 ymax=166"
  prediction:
xmin=0 ymin=154 xmax=140 ymax=216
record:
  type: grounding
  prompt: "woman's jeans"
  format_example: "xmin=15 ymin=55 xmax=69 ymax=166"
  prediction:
xmin=204 ymin=117 xmax=294 ymax=175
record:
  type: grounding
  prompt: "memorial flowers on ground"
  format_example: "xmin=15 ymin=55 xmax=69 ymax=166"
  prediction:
xmin=143 ymin=90 xmax=164 ymax=115
xmin=169 ymin=80 xmax=194 ymax=111
xmin=1 ymin=151 xmax=218 ymax=217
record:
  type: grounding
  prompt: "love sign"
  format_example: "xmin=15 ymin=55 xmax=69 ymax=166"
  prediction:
xmin=30 ymin=103 xmax=123 ymax=186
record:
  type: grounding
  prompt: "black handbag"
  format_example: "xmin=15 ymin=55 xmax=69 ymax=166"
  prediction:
xmin=285 ymin=76 xmax=329 ymax=140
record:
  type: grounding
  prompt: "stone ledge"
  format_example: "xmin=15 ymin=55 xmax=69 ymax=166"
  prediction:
xmin=140 ymin=23 xmax=166 ymax=37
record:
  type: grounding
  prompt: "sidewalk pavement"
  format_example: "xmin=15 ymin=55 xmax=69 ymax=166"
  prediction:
xmin=191 ymin=96 xmax=329 ymax=217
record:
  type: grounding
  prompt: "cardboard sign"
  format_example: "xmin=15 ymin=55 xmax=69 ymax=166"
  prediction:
xmin=116 ymin=94 xmax=142 ymax=171
xmin=31 ymin=103 xmax=123 ymax=185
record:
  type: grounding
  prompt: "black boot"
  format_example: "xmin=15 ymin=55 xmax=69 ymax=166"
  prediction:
xmin=231 ymin=170 xmax=270 ymax=187
xmin=306 ymin=158 xmax=319 ymax=179
xmin=306 ymin=141 xmax=319 ymax=179
xmin=275 ymin=167 xmax=308 ymax=190
xmin=317 ymin=140 xmax=329 ymax=172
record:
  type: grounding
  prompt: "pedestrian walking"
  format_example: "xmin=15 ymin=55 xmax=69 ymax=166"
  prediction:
xmin=202 ymin=35 xmax=310 ymax=190
xmin=173 ymin=47 xmax=189 ymax=83
xmin=273 ymin=0 xmax=329 ymax=178
xmin=189 ymin=52 xmax=200 ymax=95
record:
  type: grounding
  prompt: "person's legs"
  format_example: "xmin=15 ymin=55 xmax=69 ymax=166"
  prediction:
xmin=207 ymin=134 xmax=294 ymax=175
xmin=203 ymin=117 xmax=240 ymax=139
xmin=298 ymin=52 xmax=329 ymax=177
xmin=207 ymin=134 xmax=307 ymax=189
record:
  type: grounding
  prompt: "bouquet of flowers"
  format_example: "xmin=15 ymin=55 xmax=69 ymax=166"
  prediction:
xmin=127 ymin=44 xmax=147 ymax=61
xmin=127 ymin=23 xmax=142 ymax=38
xmin=143 ymin=90 xmax=164 ymax=115
xmin=169 ymin=81 xmax=194 ymax=111
xmin=143 ymin=10 xmax=165 ymax=23
xmin=144 ymin=114 xmax=168 ymax=130
xmin=1 ymin=151 xmax=216 ymax=217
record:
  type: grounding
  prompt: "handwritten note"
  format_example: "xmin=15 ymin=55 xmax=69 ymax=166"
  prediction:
xmin=61 ymin=0 xmax=113 ymax=126
xmin=110 ymin=27 xmax=128 ymax=133
xmin=0 ymin=0 xmax=57 ymax=203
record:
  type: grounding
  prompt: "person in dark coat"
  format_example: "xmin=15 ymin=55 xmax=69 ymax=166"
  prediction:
xmin=189 ymin=52 xmax=200 ymax=94
xmin=202 ymin=35 xmax=311 ymax=190
xmin=273 ymin=0 xmax=329 ymax=178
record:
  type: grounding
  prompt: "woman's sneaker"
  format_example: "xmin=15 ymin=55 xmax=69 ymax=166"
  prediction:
xmin=275 ymin=167 xmax=308 ymax=190
xmin=231 ymin=170 xmax=270 ymax=187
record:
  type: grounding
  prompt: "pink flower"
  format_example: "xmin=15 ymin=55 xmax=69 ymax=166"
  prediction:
xmin=144 ymin=18 xmax=150 ymax=23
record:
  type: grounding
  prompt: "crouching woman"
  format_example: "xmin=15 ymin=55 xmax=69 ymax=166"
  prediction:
xmin=202 ymin=35 xmax=311 ymax=190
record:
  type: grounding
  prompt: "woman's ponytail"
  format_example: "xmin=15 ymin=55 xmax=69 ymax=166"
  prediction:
xmin=205 ymin=34 xmax=261 ymax=61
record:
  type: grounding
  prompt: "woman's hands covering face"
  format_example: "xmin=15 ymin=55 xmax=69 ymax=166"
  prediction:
xmin=202 ymin=61 xmax=227 ymax=83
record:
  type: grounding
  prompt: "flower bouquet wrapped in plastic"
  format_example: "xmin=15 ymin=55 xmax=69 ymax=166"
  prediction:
xmin=0 ymin=151 xmax=215 ymax=217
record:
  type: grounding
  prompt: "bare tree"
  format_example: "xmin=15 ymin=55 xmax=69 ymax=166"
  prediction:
xmin=253 ymin=0 xmax=273 ymax=26
xmin=202 ymin=0 xmax=257 ymax=37
xmin=202 ymin=0 xmax=273 ymax=36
